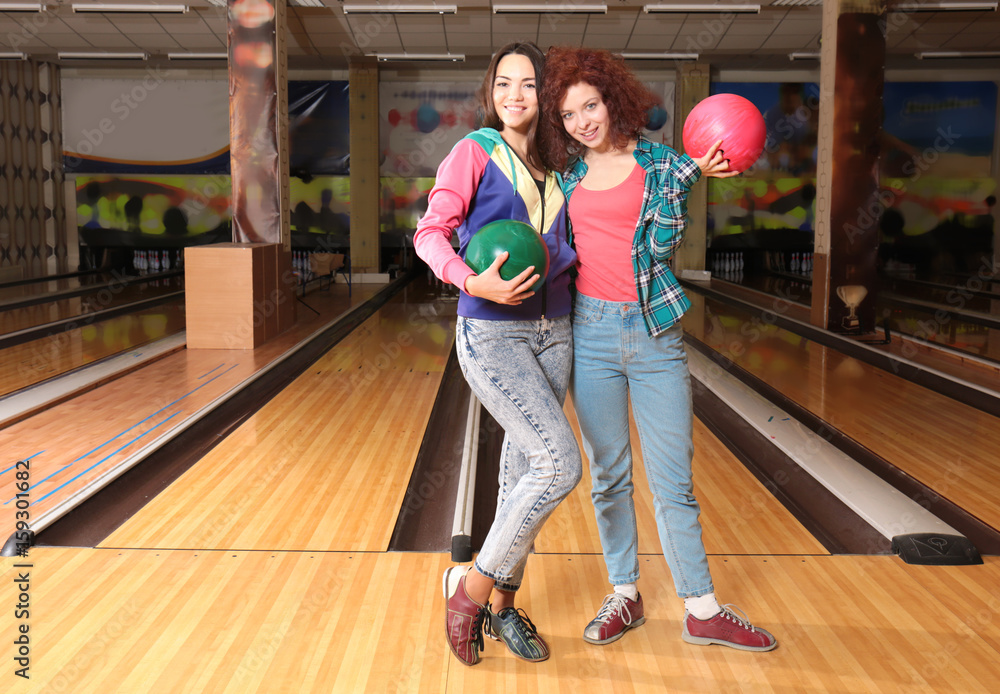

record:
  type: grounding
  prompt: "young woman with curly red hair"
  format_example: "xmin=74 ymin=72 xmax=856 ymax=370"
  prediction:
xmin=540 ymin=46 xmax=778 ymax=652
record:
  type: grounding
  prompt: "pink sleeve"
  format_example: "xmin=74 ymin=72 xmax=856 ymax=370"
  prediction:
xmin=414 ymin=139 xmax=490 ymax=289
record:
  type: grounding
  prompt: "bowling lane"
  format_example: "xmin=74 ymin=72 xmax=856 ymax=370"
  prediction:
xmin=100 ymin=282 xmax=457 ymax=552
xmin=0 ymin=281 xmax=382 ymax=537
xmin=536 ymin=394 xmax=829 ymax=558
xmin=0 ymin=274 xmax=184 ymax=337
xmin=710 ymin=268 xmax=1000 ymax=362
xmin=0 ymin=300 xmax=186 ymax=398
xmin=682 ymin=293 xmax=1000 ymax=534
xmin=0 ymin=270 xmax=110 ymax=303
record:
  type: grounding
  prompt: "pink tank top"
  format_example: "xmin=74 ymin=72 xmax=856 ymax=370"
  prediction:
xmin=568 ymin=162 xmax=645 ymax=302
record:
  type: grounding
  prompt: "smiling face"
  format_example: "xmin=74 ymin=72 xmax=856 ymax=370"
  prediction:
xmin=492 ymin=53 xmax=538 ymax=135
xmin=559 ymin=82 xmax=612 ymax=153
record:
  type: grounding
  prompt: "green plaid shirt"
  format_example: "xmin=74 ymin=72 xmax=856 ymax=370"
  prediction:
xmin=562 ymin=136 xmax=702 ymax=337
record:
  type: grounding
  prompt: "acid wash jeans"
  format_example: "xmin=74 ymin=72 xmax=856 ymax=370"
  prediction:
xmin=456 ymin=315 xmax=582 ymax=592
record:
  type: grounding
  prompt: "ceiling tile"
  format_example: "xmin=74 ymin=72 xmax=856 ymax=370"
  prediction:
xmin=394 ymin=15 xmax=447 ymax=31
xmin=537 ymin=30 xmax=585 ymax=47
xmin=3 ymin=38 xmax=50 ymax=50
xmin=536 ymin=14 xmax=590 ymax=34
xmin=172 ymin=32 xmax=226 ymax=49
xmin=86 ymin=34 xmax=145 ymax=49
xmin=59 ymin=15 xmax=121 ymax=34
xmin=580 ymin=33 xmax=628 ymax=50
xmin=632 ymin=16 xmax=684 ymax=36
xmin=584 ymin=13 xmax=638 ymax=35
xmin=45 ymin=34 xmax=96 ymax=49
xmin=103 ymin=16 xmax=165 ymax=33
xmin=122 ymin=33 xmax=183 ymax=50
xmin=300 ymin=15 xmax=352 ymax=32
xmin=442 ymin=14 xmax=491 ymax=32
xmin=402 ymin=34 xmax=452 ymax=48
xmin=759 ymin=34 xmax=817 ymax=50
xmin=717 ymin=34 xmax=767 ymax=51
xmin=626 ymin=35 xmax=676 ymax=51
xmin=491 ymin=15 xmax=539 ymax=33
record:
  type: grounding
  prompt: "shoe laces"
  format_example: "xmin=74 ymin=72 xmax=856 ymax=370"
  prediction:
xmin=596 ymin=593 xmax=634 ymax=626
xmin=470 ymin=606 xmax=487 ymax=655
xmin=498 ymin=607 xmax=541 ymax=641
xmin=718 ymin=604 xmax=757 ymax=633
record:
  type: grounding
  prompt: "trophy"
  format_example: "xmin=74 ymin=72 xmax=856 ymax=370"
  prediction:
xmin=836 ymin=285 xmax=868 ymax=331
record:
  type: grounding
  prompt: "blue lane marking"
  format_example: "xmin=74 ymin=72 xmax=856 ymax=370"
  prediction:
xmin=1 ymin=451 xmax=45 ymax=476
xmin=72 ymin=364 xmax=238 ymax=463
xmin=35 ymin=412 xmax=181 ymax=505
xmin=3 ymin=464 xmax=72 ymax=505
xmin=198 ymin=364 xmax=225 ymax=379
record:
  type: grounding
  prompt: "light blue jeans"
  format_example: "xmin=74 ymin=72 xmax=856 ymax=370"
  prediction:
xmin=457 ymin=315 xmax=581 ymax=592
xmin=571 ymin=293 xmax=713 ymax=598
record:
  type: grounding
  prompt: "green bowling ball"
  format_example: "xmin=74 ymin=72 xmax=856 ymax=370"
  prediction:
xmin=465 ymin=219 xmax=550 ymax=292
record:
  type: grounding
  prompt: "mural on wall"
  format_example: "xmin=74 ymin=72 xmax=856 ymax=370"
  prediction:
xmin=377 ymin=83 xmax=479 ymax=267
xmin=643 ymin=81 xmax=676 ymax=148
xmin=61 ymin=78 xmax=231 ymax=175
xmin=289 ymin=81 xmax=351 ymax=177
xmin=75 ymin=175 xmax=232 ymax=272
xmin=379 ymin=82 xmax=480 ymax=178
xmin=706 ymin=82 xmax=820 ymax=256
xmin=70 ymin=80 xmax=352 ymax=264
xmin=878 ymin=81 xmax=997 ymax=277
xmin=289 ymin=176 xmax=350 ymax=249
xmin=704 ymin=80 xmax=996 ymax=282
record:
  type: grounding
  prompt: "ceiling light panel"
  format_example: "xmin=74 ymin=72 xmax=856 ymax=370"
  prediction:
xmin=374 ymin=52 xmax=464 ymax=61
xmin=643 ymin=3 xmax=760 ymax=12
xmin=72 ymin=3 xmax=189 ymax=12
xmin=493 ymin=3 xmax=607 ymax=12
xmin=0 ymin=2 xmax=45 ymax=11
xmin=58 ymin=50 xmax=149 ymax=59
xmin=342 ymin=3 xmax=456 ymax=13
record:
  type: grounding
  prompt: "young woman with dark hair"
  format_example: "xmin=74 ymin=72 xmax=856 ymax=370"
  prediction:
xmin=541 ymin=45 xmax=777 ymax=652
xmin=414 ymin=41 xmax=581 ymax=667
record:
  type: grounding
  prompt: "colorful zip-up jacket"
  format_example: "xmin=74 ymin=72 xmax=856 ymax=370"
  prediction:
xmin=414 ymin=128 xmax=577 ymax=321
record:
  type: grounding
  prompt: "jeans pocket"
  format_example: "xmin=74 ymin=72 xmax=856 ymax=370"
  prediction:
xmin=572 ymin=302 xmax=603 ymax=326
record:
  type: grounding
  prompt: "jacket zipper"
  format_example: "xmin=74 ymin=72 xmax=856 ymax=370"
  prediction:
xmin=540 ymin=175 xmax=547 ymax=319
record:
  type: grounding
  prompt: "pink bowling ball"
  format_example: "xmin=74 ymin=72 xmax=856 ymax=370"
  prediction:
xmin=682 ymin=93 xmax=766 ymax=173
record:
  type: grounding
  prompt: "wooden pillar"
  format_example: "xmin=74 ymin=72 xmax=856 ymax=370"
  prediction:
xmin=812 ymin=0 xmax=885 ymax=333
xmin=674 ymin=62 xmax=712 ymax=275
xmin=349 ymin=57 xmax=380 ymax=274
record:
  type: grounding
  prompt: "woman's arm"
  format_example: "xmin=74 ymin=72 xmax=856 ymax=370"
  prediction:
xmin=413 ymin=139 xmax=486 ymax=289
xmin=413 ymin=139 xmax=540 ymax=304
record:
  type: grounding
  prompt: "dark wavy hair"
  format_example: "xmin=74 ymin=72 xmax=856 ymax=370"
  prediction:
xmin=540 ymin=46 xmax=659 ymax=171
xmin=476 ymin=41 xmax=552 ymax=173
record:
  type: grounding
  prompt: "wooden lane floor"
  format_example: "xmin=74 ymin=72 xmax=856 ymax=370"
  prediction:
xmin=0 ymin=282 xmax=384 ymax=536
xmin=2 ymin=283 xmax=1000 ymax=691
xmin=0 ymin=300 xmax=186 ymax=398
xmin=2 ymin=549 xmax=998 ymax=692
xmin=701 ymin=276 xmax=1000 ymax=391
xmin=536 ymin=395 xmax=828 ymax=558
xmin=0 ymin=271 xmax=116 ymax=303
xmin=683 ymin=293 xmax=1000 ymax=536
xmin=0 ymin=274 xmax=184 ymax=337
xmin=100 ymin=282 xmax=458 ymax=552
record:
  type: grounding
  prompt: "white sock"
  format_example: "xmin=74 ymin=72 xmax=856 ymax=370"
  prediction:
xmin=613 ymin=583 xmax=639 ymax=601
xmin=685 ymin=593 xmax=721 ymax=620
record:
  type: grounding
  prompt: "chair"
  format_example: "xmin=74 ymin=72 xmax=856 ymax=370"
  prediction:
xmin=307 ymin=252 xmax=351 ymax=296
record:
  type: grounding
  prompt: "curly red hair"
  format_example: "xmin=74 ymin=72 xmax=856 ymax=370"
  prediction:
xmin=540 ymin=46 xmax=659 ymax=171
